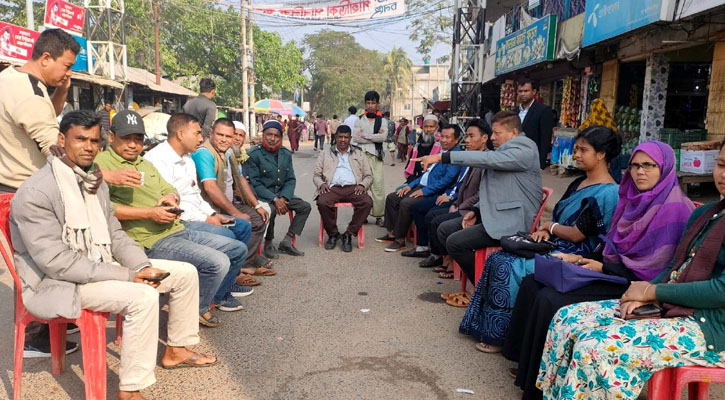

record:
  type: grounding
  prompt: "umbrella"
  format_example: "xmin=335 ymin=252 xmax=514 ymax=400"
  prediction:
xmin=284 ymin=102 xmax=307 ymax=117
xmin=253 ymin=99 xmax=287 ymax=113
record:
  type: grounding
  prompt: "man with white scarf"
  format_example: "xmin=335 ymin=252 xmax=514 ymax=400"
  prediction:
xmin=10 ymin=111 xmax=215 ymax=400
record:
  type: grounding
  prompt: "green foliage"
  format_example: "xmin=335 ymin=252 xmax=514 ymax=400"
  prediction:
xmin=383 ymin=46 xmax=411 ymax=115
xmin=0 ymin=0 xmax=44 ymax=29
xmin=303 ymin=30 xmax=386 ymax=118
xmin=406 ymin=0 xmax=452 ymax=63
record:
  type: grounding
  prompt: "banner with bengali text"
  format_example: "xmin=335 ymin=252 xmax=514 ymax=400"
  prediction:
xmin=44 ymin=0 xmax=85 ymax=36
xmin=251 ymin=0 xmax=405 ymax=21
xmin=0 ymin=22 xmax=40 ymax=64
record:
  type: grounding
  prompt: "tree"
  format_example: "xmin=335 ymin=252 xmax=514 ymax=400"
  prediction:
xmin=406 ymin=0 xmax=453 ymax=63
xmin=383 ymin=46 xmax=412 ymax=118
xmin=0 ymin=0 xmax=44 ymax=29
xmin=303 ymin=30 xmax=386 ymax=118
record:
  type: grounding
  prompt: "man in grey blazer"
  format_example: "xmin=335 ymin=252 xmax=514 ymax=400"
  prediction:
xmin=415 ymin=111 xmax=542 ymax=289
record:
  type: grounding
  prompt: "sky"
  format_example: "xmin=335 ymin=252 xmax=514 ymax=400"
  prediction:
xmin=249 ymin=0 xmax=453 ymax=65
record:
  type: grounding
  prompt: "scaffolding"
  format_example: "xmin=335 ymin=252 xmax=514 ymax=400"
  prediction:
xmin=451 ymin=0 xmax=485 ymax=120
xmin=83 ymin=0 xmax=127 ymax=81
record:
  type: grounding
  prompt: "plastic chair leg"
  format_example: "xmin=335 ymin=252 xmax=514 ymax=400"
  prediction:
xmin=49 ymin=322 xmax=68 ymax=374
xmin=79 ymin=310 xmax=108 ymax=400
xmin=357 ymin=225 xmax=365 ymax=249
xmin=318 ymin=220 xmax=325 ymax=247
xmin=13 ymin=320 xmax=27 ymax=400
xmin=115 ymin=314 xmax=123 ymax=347
xmin=688 ymin=382 xmax=708 ymax=400
xmin=648 ymin=369 xmax=674 ymax=400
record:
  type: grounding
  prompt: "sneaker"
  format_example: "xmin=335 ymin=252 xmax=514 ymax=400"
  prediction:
xmin=66 ymin=323 xmax=80 ymax=334
xmin=229 ymin=283 xmax=255 ymax=298
xmin=375 ymin=234 xmax=395 ymax=243
xmin=24 ymin=340 xmax=79 ymax=358
xmin=215 ymin=295 xmax=244 ymax=312
xmin=385 ymin=241 xmax=406 ymax=252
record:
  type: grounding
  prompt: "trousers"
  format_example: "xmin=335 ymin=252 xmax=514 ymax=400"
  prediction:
xmin=314 ymin=135 xmax=325 ymax=150
xmin=317 ymin=185 xmax=373 ymax=236
xmin=79 ymin=259 xmax=199 ymax=391
xmin=438 ymin=216 xmax=499 ymax=284
xmin=384 ymin=185 xmax=426 ymax=238
xmin=411 ymin=201 xmax=451 ymax=246
xmin=366 ymin=153 xmax=385 ymax=217
xmin=266 ymin=197 xmax=311 ymax=241
xmin=428 ymin=210 xmax=462 ymax=255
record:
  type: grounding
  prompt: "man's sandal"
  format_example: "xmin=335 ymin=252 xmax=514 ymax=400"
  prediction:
xmin=440 ymin=292 xmax=466 ymax=301
xmin=253 ymin=266 xmax=276 ymax=276
xmin=236 ymin=274 xmax=262 ymax=286
xmin=162 ymin=352 xmax=217 ymax=369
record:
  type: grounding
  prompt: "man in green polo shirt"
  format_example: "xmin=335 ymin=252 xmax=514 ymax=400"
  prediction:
xmin=96 ymin=110 xmax=249 ymax=327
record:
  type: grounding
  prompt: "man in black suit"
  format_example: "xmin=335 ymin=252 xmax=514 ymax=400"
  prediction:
xmin=517 ymin=78 xmax=554 ymax=169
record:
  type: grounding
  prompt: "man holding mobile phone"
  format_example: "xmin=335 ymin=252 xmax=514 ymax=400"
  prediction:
xmin=11 ymin=110 xmax=216 ymax=400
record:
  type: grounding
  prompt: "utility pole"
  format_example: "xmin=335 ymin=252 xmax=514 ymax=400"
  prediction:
xmin=248 ymin=0 xmax=256 ymax=136
xmin=240 ymin=0 xmax=248 ymax=126
xmin=152 ymin=0 xmax=161 ymax=85
xmin=25 ymin=0 xmax=34 ymax=30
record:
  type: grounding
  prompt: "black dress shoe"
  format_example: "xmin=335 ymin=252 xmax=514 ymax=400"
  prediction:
xmin=419 ymin=255 xmax=443 ymax=268
xmin=325 ymin=233 xmax=340 ymax=250
xmin=341 ymin=234 xmax=353 ymax=252
xmin=278 ymin=240 xmax=305 ymax=256
xmin=401 ymin=248 xmax=430 ymax=258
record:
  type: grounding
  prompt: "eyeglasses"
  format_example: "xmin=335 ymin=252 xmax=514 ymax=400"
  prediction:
xmin=629 ymin=162 xmax=659 ymax=171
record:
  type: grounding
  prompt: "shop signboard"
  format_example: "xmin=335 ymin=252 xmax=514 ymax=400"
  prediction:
xmin=582 ymin=0 xmax=676 ymax=47
xmin=676 ymin=0 xmax=724 ymax=20
xmin=44 ymin=0 xmax=85 ymax=36
xmin=495 ymin=14 xmax=557 ymax=76
xmin=0 ymin=22 xmax=40 ymax=64
xmin=71 ymin=35 xmax=88 ymax=72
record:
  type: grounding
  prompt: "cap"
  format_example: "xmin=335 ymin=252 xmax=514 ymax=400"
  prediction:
xmin=263 ymin=120 xmax=284 ymax=133
xmin=233 ymin=121 xmax=247 ymax=132
xmin=423 ymin=114 xmax=439 ymax=123
xmin=110 ymin=110 xmax=146 ymax=136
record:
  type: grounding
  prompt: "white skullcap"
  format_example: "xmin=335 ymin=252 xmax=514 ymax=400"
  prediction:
xmin=423 ymin=114 xmax=439 ymax=123
xmin=233 ymin=121 xmax=247 ymax=132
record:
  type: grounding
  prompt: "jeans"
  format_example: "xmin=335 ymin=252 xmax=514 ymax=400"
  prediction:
xmin=314 ymin=134 xmax=325 ymax=150
xmin=146 ymin=229 xmax=248 ymax=313
xmin=182 ymin=218 xmax=252 ymax=245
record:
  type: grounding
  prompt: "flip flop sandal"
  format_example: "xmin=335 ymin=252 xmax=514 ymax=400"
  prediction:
xmin=432 ymin=266 xmax=447 ymax=273
xmin=475 ymin=342 xmax=502 ymax=354
xmin=445 ymin=295 xmax=470 ymax=308
xmin=199 ymin=314 xmax=220 ymax=328
xmin=253 ymin=267 xmax=277 ymax=276
xmin=440 ymin=292 xmax=464 ymax=301
xmin=439 ymin=271 xmax=454 ymax=279
xmin=162 ymin=353 xmax=218 ymax=369
xmin=236 ymin=274 xmax=262 ymax=286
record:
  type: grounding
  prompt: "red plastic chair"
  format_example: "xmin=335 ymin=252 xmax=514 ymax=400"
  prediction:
xmin=648 ymin=366 xmax=725 ymax=400
xmin=317 ymin=202 xmax=365 ymax=248
xmin=0 ymin=193 xmax=111 ymax=400
xmin=456 ymin=187 xmax=554 ymax=291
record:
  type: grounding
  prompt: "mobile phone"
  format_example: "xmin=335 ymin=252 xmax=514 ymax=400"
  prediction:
xmin=632 ymin=303 xmax=662 ymax=317
xmin=168 ymin=208 xmax=184 ymax=215
xmin=222 ymin=221 xmax=235 ymax=227
xmin=146 ymin=272 xmax=170 ymax=282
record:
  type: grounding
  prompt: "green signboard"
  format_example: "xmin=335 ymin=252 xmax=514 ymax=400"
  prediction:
xmin=495 ymin=14 xmax=557 ymax=76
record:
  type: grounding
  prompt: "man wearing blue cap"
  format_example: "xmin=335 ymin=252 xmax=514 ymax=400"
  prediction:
xmin=246 ymin=120 xmax=311 ymax=257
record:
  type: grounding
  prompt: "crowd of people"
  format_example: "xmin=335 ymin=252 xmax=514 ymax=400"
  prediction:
xmin=2 ymin=28 xmax=725 ymax=400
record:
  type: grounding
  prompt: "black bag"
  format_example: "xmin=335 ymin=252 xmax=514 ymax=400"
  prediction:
xmin=500 ymin=232 xmax=556 ymax=259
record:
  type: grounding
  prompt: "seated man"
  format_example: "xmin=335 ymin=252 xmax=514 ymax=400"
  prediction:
xmin=97 ymin=110 xmax=248 ymax=327
xmin=246 ymin=120 xmax=311 ymax=257
xmin=190 ymin=118 xmax=275 ymax=274
xmin=313 ymin=125 xmax=373 ymax=252
xmin=416 ymin=119 xmax=489 ymax=269
xmin=415 ymin=111 xmax=542 ymax=286
xmin=11 ymin=110 xmax=215 ymax=400
xmin=404 ymin=115 xmax=439 ymax=182
xmin=231 ymin=121 xmax=273 ymax=218
xmin=377 ymin=124 xmax=463 ymax=252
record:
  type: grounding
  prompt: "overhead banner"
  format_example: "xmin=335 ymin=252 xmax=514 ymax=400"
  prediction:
xmin=71 ymin=35 xmax=88 ymax=72
xmin=44 ymin=0 xmax=85 ymax=36
xmin=582 ymin=0 xmax=676 ymax=47
xmin=251 ymin=0 xmax=405 ymax=20
xmin=0 ymin=22 xmax=40 ymax=64
xmin=495 ymin=14 xmax=557 ymax=76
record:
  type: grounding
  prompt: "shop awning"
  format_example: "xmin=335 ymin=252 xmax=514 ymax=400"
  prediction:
xmin=125 ymin=67 xmax=196 ymax=97
xmin=71 ymin=71 xmax=124 ymax=89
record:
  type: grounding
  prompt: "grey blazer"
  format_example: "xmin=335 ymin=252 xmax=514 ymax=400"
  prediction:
xmin=10 ymin=163 xmax=148 ymax=320
xmin=448 ymin=134 xmax=542 ymax=239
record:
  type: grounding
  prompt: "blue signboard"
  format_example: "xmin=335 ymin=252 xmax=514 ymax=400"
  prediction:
xmin=71 ymin=35 xmax=88 ymax=72
xmin=582 ymin=0 xmax=674 ymax=47
xmin=495 ymin=14 xmax=557 ymax=76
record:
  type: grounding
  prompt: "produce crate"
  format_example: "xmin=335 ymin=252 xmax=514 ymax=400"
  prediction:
xmin=660 ymin=129 xmax=707 ymax=149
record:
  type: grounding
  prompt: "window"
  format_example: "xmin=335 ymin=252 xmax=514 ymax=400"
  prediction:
xmin=404 ymin=104 xmax=411 ymax=110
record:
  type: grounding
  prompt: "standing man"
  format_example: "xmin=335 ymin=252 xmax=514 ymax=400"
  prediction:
xmin=246 ymin=120 xmax=311 ymax=257
xmin=314 ymin=114 xmax=328 ymax=151
xmin=182 ymin=78 xmax=217 ymax=138
xmin=328 ymin=114 xmax=341 ymax=146
xmin=287 ymin=114 xmax=301 ymax=153
xmin=98 ymin=101 xmax=113 ymax=147
xmin=383 ymin=111 xmax=397 ymax=166
xmin=313 ymin=125 xmax=372 ymax=252
xmin=0 ymin=28 xmax=81 ymax=358
xmin=344 ymin=106 xmax=358 ymax=144
xmin=353 ymin=91 xmax=387 ymax=226
xmin=517 ymin=78 xmax=554 ymax=169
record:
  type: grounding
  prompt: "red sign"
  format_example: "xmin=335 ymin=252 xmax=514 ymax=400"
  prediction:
xmin=44 ymin=0 xmax=85 ymax=36
xmin=0 ymin=22 xmax=40 ymax=63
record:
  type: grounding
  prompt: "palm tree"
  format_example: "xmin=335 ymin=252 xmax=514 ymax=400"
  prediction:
xmin=383 ymin=46 xmax=412 ymax=118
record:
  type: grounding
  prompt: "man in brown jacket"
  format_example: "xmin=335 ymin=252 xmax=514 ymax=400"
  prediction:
xmin=313 ymin=125 xmax=373 ymax=252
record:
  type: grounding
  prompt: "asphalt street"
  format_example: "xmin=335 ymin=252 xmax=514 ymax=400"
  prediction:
xmin=1 ymin=140 xmax=722 ymax=399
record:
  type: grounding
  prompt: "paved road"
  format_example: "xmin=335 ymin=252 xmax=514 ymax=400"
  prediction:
xmin=1 ymin=140 xmax=722 ymax=399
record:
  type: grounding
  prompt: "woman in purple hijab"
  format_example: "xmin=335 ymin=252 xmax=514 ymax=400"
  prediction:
xmin=501 ymin=141 xmax=694 ymax=400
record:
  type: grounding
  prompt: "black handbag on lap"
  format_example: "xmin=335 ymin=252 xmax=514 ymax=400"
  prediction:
xmin=500 ymin=232 xmax=556 ymax=259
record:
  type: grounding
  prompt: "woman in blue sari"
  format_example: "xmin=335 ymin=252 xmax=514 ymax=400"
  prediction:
xmin=459 ymin=126 xmax=622 ymax=353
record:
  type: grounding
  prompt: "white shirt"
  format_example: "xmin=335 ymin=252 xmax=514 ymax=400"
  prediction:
xmin=330 ymin=150 xmax=356 ymax=187
xmin=353 ymin=116 xmax=388 ymax=156
xmin=519 ymin=100 xmax=534 ymax=124
xmin=419 ymin=149 xmax=449 ymax=186
xmin=144 ymin=141 xmax=216 ymax=222
xmin=344 ymin=114 xmax=358 ymax=145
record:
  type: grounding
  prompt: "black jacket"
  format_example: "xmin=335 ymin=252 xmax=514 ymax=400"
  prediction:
xmin=520 ymin=101 xmax=554 ymax=169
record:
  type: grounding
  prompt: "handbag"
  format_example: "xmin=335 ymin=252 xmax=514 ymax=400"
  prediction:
xmin=500 ymin=232 xmax=556 ymax=259
xmin=533 ymin=254 xmax=628 ymax=293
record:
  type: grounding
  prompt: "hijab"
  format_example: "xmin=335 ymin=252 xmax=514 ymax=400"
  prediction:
xmin=579 ymin=99 xmax=617 ymax=133
xmin=603 ymin=141 xmax=694 ymax=280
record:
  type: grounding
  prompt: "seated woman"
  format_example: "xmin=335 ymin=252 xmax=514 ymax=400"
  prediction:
xmin=503 ymin=141 xmax=695 ymax=399
xmin=459 ymin=126 xmax=621 ymax=352
xmin=537 ymin=143 xmax=725 ymax=400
